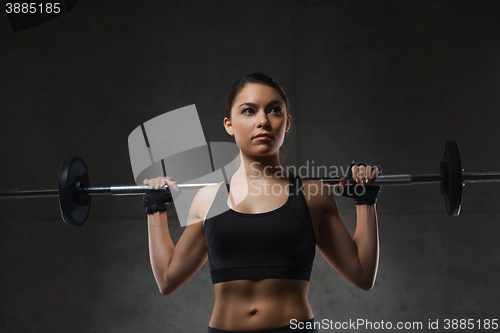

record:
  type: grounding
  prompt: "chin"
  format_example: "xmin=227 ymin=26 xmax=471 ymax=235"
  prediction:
xmin=243 ymin=146 xmax=279 ymax=157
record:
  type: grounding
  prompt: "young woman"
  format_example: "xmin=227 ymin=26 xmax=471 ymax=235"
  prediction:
xmin=143 ymin=73 xmax=381 ymax=333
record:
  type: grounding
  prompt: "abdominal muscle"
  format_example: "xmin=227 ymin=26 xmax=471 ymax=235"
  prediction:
xmin=208 ymin=278 xmax=313 ymax=331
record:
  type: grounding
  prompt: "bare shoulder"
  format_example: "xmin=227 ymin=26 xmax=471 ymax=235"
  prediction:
xmin=298 ymin=178 xmax=337 ymax=213
xmin=299 ymin=178 xmax=332 ymax=201
xmin=187 ymin=182 xmax=224 ymax=226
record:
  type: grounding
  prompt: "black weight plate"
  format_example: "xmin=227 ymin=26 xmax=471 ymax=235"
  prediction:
xmin=58 ymin=157 xmax=91 ymax=227
xmin=442 ymin=141 xmax=463 ymax=216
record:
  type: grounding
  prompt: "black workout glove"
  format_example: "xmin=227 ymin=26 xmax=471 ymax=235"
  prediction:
xmin=143 ymin=187 xmax=178 ymax=215
xmin=341 ymin=163 xmax=382 ymax=205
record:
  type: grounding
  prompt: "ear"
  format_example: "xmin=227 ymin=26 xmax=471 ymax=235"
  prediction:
xmin=224 ymin=117 xmax=234 ymax=136
xmin=285 ymin=114 xmax=291 ymax=133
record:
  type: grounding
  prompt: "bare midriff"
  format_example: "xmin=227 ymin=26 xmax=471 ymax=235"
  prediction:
xmin=208 ymin=278 xmax=313 ymax=331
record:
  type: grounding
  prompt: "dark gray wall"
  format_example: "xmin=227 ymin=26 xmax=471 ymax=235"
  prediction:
xmin=1 ymin=1 xmax=500 ymax=332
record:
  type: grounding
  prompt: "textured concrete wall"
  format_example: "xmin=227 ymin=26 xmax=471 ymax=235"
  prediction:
xmin=1 ymin=1 xmax=499 ymax=332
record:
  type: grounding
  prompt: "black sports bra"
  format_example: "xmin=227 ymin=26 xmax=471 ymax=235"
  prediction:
xmin=203 ymin=172 xmax=317 ymax=284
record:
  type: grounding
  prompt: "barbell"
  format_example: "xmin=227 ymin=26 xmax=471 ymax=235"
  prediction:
xmin=1 ymin=141 xmax=500 ymax=227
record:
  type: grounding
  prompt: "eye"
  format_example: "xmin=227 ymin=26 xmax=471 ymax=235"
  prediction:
xmin=242 ymin=108 xmax=254 ymax=115
xmin=269 ymin=106 xmax=282 ymax=114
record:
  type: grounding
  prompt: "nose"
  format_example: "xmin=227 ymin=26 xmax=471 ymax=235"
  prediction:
xmin=256 ymin=109 xmax=269 ymax=128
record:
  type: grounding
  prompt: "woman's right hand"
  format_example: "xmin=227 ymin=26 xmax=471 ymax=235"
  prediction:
xmin=142 ymin=177 xmax=180 ymax=215
xmin=143 ymin=176 xmax=179 ymax=191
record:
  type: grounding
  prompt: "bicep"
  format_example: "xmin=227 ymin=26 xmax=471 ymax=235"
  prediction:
xmin=163 ymin=187 xmax=216 ymax=294
xmin=165 ymin=220 xmax=208 ymax=294
xmin=316 ymin=194 xmax=363 ymax=284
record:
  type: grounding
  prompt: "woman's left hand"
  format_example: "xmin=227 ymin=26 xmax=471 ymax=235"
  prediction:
xmin=351 ymin=164 xmax=381 ymax=184
xmin=339 ymin=163 xmax=382 ymax=205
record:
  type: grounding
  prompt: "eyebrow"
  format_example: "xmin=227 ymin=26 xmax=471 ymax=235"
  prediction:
xmin=238 ymin=100 xmax=283 ymax=109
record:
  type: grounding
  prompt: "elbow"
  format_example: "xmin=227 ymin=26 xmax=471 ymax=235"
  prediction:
xmin=358 ymin=280 xmax=375 ymax=291
xmin=156 ymin=272 xmax=174 ymax=295
xmin=358 ymin=282 xmax=375 ymax=291
xmin=158 ymin=277 xmax=173 ymax=295
xmin=159 ymin=279 xmax=180 ymax=295
xmin=160 ymin=289 xmax=171 ymax=296
xmin=355 ymin=277 xmax=376 ymax=291
xmin=159 ymin=284 xmax=173 ymax=295
xmin=159 ymin=286 xmax=168 ymax=295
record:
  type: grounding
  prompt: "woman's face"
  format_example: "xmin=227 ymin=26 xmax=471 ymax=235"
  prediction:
xmin=224 ymin=83 xmax=291 ymax=157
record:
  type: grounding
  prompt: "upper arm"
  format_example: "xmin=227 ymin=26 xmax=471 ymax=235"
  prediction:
xmin=304 ymin=182 xmax=364 ymax=287
xmin=163 ymin=185 xmax=220 ymax=294
xmin=164 ymin=219 xmax=207 ymax=294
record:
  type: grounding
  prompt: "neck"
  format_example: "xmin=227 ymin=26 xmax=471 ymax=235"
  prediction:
xmin=237 ymin=151 xmax=286 ymax=180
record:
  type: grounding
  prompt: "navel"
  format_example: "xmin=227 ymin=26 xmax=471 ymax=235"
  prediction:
xmin=249 ymin=308 xmax=258 ymax=316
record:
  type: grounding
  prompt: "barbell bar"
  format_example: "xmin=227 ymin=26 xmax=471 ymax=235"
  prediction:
xmin=1 ymin=141 xmax=500 ymax=227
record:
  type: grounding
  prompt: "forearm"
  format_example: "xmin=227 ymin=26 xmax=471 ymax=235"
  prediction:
xmin=147 ymin=211 xmax=174 ymax=292
xmin=353 ymin=204 xmax=379 ymax=289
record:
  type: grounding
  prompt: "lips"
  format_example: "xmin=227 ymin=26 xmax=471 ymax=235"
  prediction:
xmin=253 ymin=133 xmax=273 ymax=140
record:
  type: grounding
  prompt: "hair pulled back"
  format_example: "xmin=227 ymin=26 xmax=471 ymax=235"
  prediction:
xmin=225 ymin=73 xmax=289 ymax=119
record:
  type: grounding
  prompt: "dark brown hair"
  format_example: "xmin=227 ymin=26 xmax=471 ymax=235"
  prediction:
xmin=225 ymin=73 xmax=289 ymax=119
